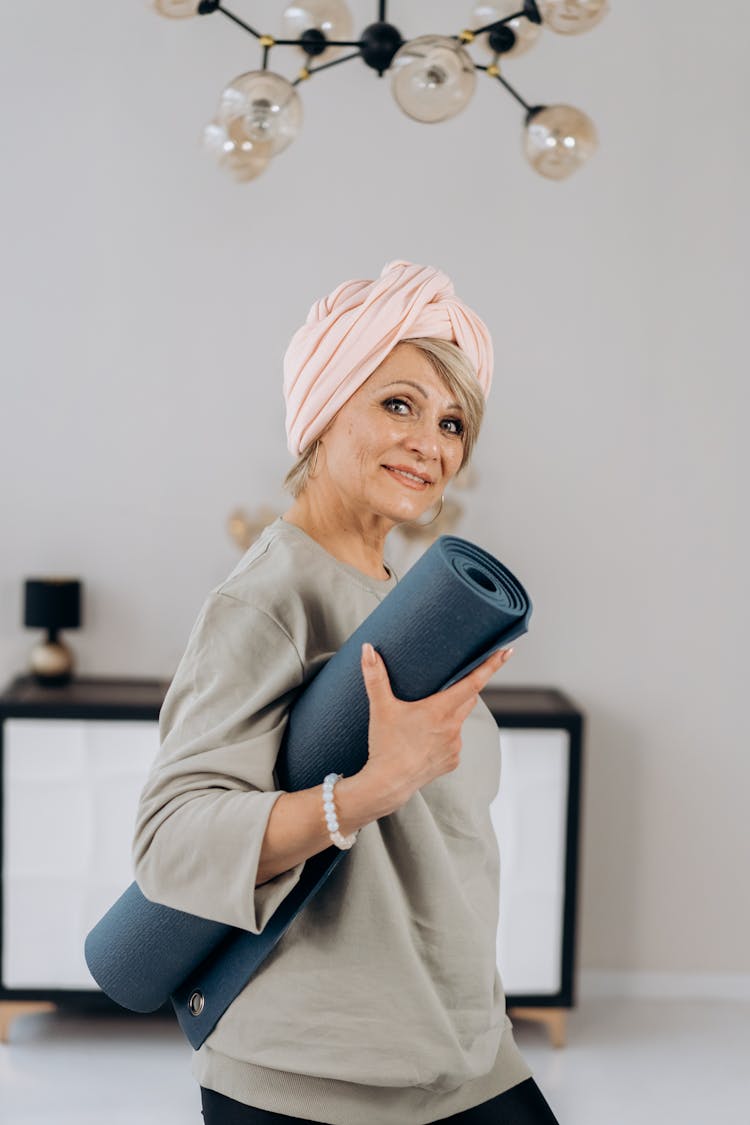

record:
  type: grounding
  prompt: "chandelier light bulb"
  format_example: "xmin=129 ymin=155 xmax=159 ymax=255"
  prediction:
xmin=538 ymin=0 xmax=609 ymax=35
xmin=391 ymin=36 xmax=477 ymax=124
xmin=469 ymin=3 xmax=542 ymax=60
xmin=217 ymin=72 xmax=303 ymax=156
xmin=203 ymin=119 xmax=273 ymax=182
xmin=153 ymin=0 xmax=201 ymax=18
xmin=524 ymin=104 xmax=598 ymax=179
xmin=281 ymin=1 xmax=354 ymax=63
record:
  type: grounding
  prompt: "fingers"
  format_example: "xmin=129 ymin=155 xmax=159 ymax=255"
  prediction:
xmin=440 ymin=646 xmax=514 ymax=707
xmin=360 ymin=642 xmax=393 ymax=705
xmin=473 ymin=646 xmax=514 ymax=685
xmin=361 ymin=640 xmax=513 ymax=714
xmin=484 ymin=646 xmax=514 ymax=673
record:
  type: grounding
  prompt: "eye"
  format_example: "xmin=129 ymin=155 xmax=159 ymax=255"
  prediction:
xmin=383 ymin=396 xmax=411 ymax=415
xmin=442 ymin=417 xmax=465 ymax=437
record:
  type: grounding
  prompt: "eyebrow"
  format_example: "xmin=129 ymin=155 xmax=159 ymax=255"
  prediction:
xmin=381 ymin=379 xmax=463 ymax=413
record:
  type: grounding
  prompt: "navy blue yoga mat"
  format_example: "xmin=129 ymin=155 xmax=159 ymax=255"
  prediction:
xmin=85 ymin=534 xmax=532 ymax=1048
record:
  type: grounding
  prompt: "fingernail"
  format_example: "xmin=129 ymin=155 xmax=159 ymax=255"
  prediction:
xmin=505 ymin=648 xmax=514 ymax=658
xmin=362 ymin=642 xmax=376 ymax=666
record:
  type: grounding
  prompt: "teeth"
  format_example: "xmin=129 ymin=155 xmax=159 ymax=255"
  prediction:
xmin=390 ymin=468 xmax=427 ymax=484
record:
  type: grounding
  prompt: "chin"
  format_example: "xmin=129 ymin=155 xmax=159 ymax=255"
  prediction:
xmin=370 ymin=479 xmax=436 ymax=525
xmin=383 ymin=502 xmax=430 ymax=526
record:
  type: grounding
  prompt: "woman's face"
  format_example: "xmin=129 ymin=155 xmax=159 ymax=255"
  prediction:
xmin=318 ymin=342 xmax=467 ymax=525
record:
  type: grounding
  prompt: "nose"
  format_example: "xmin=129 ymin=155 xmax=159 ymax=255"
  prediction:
xmin=404 ymin=412 xmax=440 ymax=464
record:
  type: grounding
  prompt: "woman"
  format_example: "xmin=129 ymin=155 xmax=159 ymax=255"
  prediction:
xmin=132 ymin=260 xmax=560 ymax=1124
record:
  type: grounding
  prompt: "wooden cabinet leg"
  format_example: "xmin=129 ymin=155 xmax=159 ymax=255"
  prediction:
xmin=508 ymin=1006 xmax=567 ymax=1048
xmin=0 ymin=1001 xmax=56 ymax=1043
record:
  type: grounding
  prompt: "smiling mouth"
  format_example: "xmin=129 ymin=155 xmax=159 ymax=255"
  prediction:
xmin=382 ymin=466 xmax=432 ymax=489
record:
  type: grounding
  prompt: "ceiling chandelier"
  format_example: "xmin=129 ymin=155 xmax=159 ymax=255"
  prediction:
xmin=154 ymin=1 xmax=608 ymax=183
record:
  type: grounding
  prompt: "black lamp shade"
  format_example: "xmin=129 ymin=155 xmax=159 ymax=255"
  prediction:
xmin=24 ymin=578 xmax=82 ymax=631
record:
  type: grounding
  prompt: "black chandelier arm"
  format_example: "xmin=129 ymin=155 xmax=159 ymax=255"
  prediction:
xmin=201 ymin=3 xmax=367 ymax=61
xmin=463 ymin=0 xmax=542 ymax=39
xmin=474 ymin=63 xmax=533 ymax=114
xmin=202 ymin=3 xmax=390 ymax=56
xmin=379 ymin=2 xmax=388 ymax=21
xmin=211 ymin=3 xmax=264 ymax=40
xmin=291 ymin=50 xmax=363 ymax=85
xmin=467 ymin=12 xmax=528 ymax=39
xmin=273 ymin=38 xmax=365 ymax=48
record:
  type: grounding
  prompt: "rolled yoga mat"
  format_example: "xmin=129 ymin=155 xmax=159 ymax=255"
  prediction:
xmin=85 ymin=534 xmax=532 ymax=1049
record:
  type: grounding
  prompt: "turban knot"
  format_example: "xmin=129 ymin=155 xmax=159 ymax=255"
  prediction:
xmin=282 ymin=259 xmax=493 ymax=457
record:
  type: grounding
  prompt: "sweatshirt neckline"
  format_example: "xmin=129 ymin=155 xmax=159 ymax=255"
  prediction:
xmin=271 ymin=516 xmax=398 ymax=593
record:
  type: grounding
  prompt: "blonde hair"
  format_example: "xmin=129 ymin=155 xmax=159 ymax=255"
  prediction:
xmin=282 ymin=337 xmax=486 ymax=499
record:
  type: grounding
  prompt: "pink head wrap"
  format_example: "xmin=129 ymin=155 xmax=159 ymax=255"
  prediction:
xmin=282 ymin=259 xmax=493 ymax=457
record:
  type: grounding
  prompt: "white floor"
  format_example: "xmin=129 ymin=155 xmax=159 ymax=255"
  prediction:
xmin=0 ymin=997 xmax=747 ymax=1124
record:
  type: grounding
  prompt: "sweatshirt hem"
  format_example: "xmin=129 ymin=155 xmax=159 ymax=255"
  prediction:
xmin=191 ymin=1015 xmax=534 ymax=1125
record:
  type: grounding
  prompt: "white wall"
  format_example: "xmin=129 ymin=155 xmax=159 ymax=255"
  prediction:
xmin=1 ymin=1 xmax=747 ymax=977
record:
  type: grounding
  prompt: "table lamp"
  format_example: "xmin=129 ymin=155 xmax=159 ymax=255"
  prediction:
xmin=23 ymin=578 xmax=82 ymax=686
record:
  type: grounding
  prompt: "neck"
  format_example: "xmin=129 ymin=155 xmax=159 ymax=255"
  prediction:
xmin=282 ymin=486 xmax=395 ymax=581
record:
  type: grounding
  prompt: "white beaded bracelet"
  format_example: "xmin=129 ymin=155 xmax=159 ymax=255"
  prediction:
xmin=322 ymin=772 xmax=359 ymax=850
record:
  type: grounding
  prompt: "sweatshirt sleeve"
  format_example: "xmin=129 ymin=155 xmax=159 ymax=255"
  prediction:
xmin=131 ymin=590 xmax=307 ymax=933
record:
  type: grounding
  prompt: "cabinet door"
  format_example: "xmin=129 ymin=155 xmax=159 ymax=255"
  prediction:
xmin=2 ymin=718 xmax=159 ymax=990
xmin=491 ymin=727 xmax=569 ymax=995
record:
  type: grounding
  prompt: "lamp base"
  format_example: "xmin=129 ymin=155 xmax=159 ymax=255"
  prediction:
xmin=29 ymin=635 xmax=74 ymax=686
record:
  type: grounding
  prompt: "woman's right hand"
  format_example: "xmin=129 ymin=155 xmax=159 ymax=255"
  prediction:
xmin=357 ymin=642 xmax=514 ymax=814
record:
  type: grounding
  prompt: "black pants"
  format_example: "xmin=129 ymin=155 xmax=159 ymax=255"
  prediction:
xmin=200 ymin=1077 xmax=560 ymax=1124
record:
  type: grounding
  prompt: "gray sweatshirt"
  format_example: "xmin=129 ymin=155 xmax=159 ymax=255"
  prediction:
xmin=132 ymin=516 xmax=533 ymax=1124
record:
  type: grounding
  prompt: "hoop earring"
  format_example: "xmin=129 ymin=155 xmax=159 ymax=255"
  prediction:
xmin=413 ymin=494 xmax=444 ymax=527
